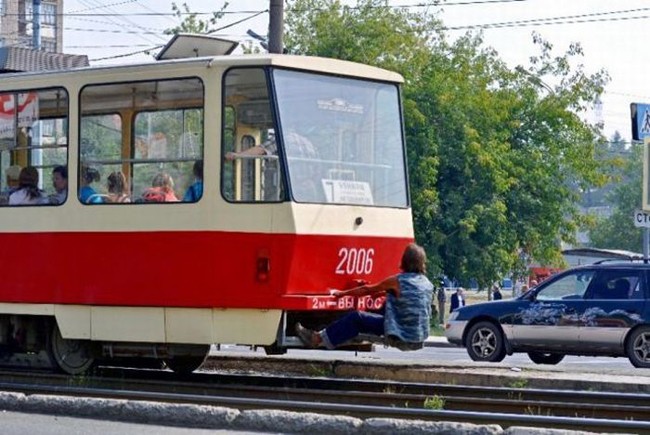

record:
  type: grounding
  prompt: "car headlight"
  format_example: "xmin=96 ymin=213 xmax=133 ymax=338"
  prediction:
xmin=448 ymin=311 xmax=459 ymax=322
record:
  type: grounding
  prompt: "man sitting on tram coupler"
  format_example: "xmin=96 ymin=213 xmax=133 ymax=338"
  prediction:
xmin=296 ymin=243 xmax=433 ymax=351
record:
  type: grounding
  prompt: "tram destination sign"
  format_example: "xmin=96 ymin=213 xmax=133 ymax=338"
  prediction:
xmin=634 ymin=209 xmax=650 ymax=228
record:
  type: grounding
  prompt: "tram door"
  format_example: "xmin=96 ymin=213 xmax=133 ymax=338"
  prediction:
xmin=222 ymin=68 xmax=284 ymax=203
xmin=231 ymin=126 xmax=279 ymax=202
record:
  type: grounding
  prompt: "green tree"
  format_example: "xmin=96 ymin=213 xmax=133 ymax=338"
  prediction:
xmin=285 ymin=0 xmax=609 ymax=288
xmin=164 ymin=2 xmax=229 ymax=35
xmin=609 ymin=130 xmax=626 ymax=153
xmin=589 ymin=143 xmax=643 ymax=252
xmin=285 ymin=0 xmax=444 ymax=270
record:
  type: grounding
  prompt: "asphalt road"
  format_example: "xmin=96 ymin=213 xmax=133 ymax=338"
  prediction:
xmin=0 ymin=411 xmax=249 ymax=435
xmin=217 ymin=343 xmax=646 ymax=374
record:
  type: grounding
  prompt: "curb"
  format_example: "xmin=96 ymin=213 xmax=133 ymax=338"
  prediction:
xmin=424 ymin=337 xmax=455 ymax=348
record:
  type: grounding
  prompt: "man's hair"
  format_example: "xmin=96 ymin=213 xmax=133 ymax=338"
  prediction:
xmin=400 ymin=243 xmax=427 ymax=274
xmin=52 ymin=165 xmax=67 ymax=179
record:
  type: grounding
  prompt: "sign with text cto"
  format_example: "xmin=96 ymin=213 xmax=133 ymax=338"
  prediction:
xmin=631 ymin=103 xmax=650 ymax=211
xmin=635 ymin=210 xmax=650 ymax=228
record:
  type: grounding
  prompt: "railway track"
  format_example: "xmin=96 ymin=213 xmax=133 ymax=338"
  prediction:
xmin=0 ymin=367 xmax=647 ymax=433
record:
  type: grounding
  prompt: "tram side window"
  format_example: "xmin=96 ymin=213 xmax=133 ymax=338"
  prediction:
xmin=0 ymin=88 xmax=68 ymax=206
xmin=222 ymin=68 xmax=285 ymax=202
xmin=79 ymin=78 xmax=204 ymax=204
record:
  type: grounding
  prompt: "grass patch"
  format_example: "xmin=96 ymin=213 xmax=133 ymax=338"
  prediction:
xmin=508 ymin=378 xmax=529 ymax=389
xmin=423 ymin=395 xmax=445 ymax=410
xmin=429 ymin=323 xmax=446 ymax=336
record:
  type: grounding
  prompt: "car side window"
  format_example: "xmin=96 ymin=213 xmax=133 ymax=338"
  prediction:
xmin=630 ymin=280 xmax=644 ymax=300
xmin=536 ymin=271 xmax=595 ymax=301
xmin=586 ymin=270 xmax=641 ymax=300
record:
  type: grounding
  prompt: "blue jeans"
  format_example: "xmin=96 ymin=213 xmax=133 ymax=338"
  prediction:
xmin=321 ymin=311 xmax=384 ymax=349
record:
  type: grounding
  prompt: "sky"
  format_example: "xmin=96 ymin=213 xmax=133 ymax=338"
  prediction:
xmin=61 ymin=0 xmax=650 ymax=142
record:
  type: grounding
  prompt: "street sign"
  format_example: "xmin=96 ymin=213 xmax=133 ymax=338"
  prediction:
xmin=634 ymin=209 xmax=650 ymax=228
xmin=635 ymin=103 xmax=650 ymax=211
xmin=631 ymin=103 xmax=650 ymax=140
xmin=644 ymin=138 xmax=650 ymax=211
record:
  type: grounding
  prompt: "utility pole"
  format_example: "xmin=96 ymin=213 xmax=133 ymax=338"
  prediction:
xmin=33 ymin=0 xmax=42 ymax=49
xmin=268 ymin=0 xmax=284 ymax=54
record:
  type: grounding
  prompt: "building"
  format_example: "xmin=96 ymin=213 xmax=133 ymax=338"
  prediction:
xmin=0 ymin=1 xmax=88 ymax=71
xmin=0 ymin=0 xmax=62 ymax=53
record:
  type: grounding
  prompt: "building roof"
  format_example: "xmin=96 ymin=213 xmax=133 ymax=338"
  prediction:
xmin=0 ymin=47 xmax=88 ymax=73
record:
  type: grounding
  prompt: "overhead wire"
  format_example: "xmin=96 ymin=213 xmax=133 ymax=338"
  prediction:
xmin=79 ymin=0 xmax=167 ymax=44
xmin=87 ymin=9 xmax=266 ymax=61
xmin=444 ymin=6 xmax=650 ymax=30
xmin=67 ymin=0 xmax=139 ymax=14
xmin=134 ymin=0 xmax=178 ymax=26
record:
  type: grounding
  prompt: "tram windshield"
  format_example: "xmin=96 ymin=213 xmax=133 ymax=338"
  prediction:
xmin=272 ymin=70 xmax=407 ymax=208
xmin=222 ymin=67 xmax=407 ymax=207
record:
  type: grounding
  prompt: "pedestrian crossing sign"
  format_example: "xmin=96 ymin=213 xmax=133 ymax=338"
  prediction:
xmin=631 ymin=103 xmax=650 ymax=140
xmin=644 ymin=138 xmax=650 ymax=211
xmin=634 ymin=104 xmax=650 ymax=210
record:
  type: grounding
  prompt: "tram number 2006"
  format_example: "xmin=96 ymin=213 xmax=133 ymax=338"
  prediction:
xmin=335 ymin=247 xmax=374 ymax=275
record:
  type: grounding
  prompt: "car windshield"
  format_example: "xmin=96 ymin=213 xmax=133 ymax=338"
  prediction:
xmin=536 ymin=271 xmax=595 ymax=301
xmin=272 ymin=69 xmax=407 ymax=207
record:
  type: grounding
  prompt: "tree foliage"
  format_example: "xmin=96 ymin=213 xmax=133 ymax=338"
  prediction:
xmin=589 ymin=143 xmax=643 ymax=252
xmin=164 ymin=2 xmax=229 ymax=35
xmin=285 ymin=0 xmax=610 ymax=287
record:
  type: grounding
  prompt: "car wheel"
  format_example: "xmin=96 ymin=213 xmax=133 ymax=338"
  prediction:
xmin=527 ymin=351 xmax=565 ymax=365
xmin=466 ymin=321 xmax=506 ymax=362
xmin=626 ymin=326 xmax=650 ymax=368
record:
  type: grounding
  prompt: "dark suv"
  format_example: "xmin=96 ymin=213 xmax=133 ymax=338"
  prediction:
xmin=445 ymin=262 xmax=650 ymax=367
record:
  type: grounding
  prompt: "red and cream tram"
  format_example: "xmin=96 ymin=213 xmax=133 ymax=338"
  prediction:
xmin=0 ymin=51 xmax=412 ymax=373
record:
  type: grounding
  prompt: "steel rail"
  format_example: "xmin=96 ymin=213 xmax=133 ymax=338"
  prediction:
xmin=0 ymin=368 xmax=649 ymax=431
xmin=0 ymin=379 xmax=647 ymax=433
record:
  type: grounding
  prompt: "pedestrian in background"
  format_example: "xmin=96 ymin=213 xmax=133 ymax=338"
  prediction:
xmin=450 ymin=287 xmax=465 ymax=312
xmin=493 ymin=285 xmax=502 ymax=301
xmin=437 ymin=286 xmax=446 ymax=324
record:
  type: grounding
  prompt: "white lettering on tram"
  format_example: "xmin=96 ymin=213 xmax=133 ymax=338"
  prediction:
xmin=310 ymin=295 xmax=383 ymax=310
xmin=335 ymin=247 xmax=374 ymax=275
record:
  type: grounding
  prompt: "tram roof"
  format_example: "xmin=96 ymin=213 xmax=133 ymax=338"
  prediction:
xmin=0 ymin=54 xmax=404 ymax=85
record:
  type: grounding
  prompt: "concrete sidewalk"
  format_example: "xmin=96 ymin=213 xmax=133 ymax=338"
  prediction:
xmin=424 ymin=335 xmax=455 ymax=348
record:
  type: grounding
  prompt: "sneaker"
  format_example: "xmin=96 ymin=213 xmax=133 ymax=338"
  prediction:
xmin=295 ymin=323 xmax=317 ymax=348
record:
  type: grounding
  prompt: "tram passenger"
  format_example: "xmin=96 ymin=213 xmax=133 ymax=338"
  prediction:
xmin=182 ymin=161 xmax=203 ymax=202
xmin=9 ymin=166 xmax=46 ymax=205
xmin=226 ymin=130 xmax=320 ymax=201
xmin=0 ymin=165 xmax=22 ymax=203
xmin=79 ymin=166 xmax=103 ymax=204
xmin=295 ymin=243 xmax=434 ymax=350
xmin=142 ymin=172 xmax=179 ymax=202
xmin=225 ymin=130 xmax=317 ymax=161
xmin=49 ymin=165 xmax=68 ymax=204
xmin=106 ymin=171 xmax=130 ymax=203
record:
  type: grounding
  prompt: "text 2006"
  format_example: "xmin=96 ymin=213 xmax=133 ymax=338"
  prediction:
xmin=335 ymin=247 xmax=374 ymax=275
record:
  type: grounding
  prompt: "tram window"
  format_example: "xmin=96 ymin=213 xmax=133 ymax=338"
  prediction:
xmin=0 ymin=88 xmax=69 ymax=206
xmin=222 ymin=68 xmax=285 ymax=203
xmin=79 ymin=78 xmax=204 ymax=204
xmin=272 ymin=69 xmax=408 ymax=208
